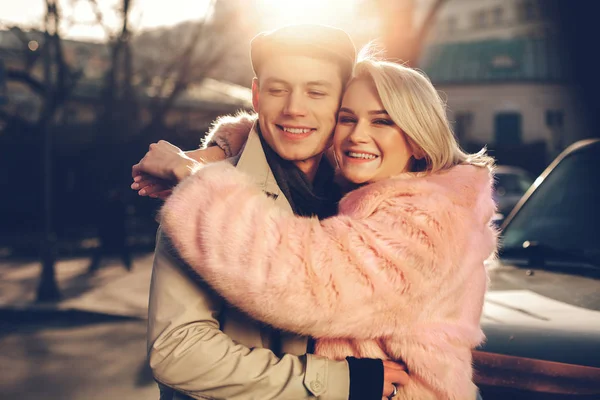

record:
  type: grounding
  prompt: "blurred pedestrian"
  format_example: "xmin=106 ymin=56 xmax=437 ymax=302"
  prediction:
xmin=88 ymin=188 xmax=132 ymax=273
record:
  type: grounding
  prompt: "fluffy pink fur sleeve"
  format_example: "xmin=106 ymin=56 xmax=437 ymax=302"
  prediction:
xmin=160 ymin=162 xmax=491 ymax=340
xmin=200 ymin=112 xmax=256 ymax=157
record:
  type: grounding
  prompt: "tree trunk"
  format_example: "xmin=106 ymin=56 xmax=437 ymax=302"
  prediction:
xmin=36 ymin=0 xmax=60 ymax=302
xmin=380 ymin=0 xmax=448 ymax=67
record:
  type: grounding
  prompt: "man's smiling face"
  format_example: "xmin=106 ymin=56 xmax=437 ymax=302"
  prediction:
xmin=252 ymin=54 xmax=343 ymax=163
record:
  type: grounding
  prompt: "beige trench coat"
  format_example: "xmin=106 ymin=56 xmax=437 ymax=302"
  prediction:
xmin=147 ymin=124 xmax=350 ymax=400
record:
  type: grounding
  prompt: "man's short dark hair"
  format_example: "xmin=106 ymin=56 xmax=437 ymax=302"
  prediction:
xmin=250 ymin=24 xmax=356 ymax=87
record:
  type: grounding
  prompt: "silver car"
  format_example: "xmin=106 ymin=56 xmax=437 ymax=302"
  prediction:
xmin=492 ymin=165 xmax=534 ymax=226
xmin=477 ymin=139 xmax=600 ymax=399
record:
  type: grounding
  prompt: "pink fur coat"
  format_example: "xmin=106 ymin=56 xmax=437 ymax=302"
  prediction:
xmin=160 ymin=161 xmax=497 ymax=400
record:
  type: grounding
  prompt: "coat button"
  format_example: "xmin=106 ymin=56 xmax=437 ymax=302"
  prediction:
xmin=310 ymin=380 xmax=324 ymax=392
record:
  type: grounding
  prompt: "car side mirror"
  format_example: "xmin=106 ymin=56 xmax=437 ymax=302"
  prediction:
xmin=492 ymin=212 xmax=505 ymax=228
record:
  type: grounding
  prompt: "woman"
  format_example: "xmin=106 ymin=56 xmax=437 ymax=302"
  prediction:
xmin=159 ymin=58 xmax=497 ymax=400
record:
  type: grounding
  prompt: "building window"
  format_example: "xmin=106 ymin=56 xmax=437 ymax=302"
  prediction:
xmin=519 ymin=0 xmax=538 ymax=22
xmin=537 ymin=0 xmax=552 ymax=20
xmin=454 ymin=112 xmax=473 ymax=142
xmin=546 ymin=110 xmax=564 ymax=128
xmin=494 ymin=112 xmax=522 ymax=146
xmin=472 ymin=10 xmax=487 ymax=29
xmin=492 ymin=7 xmax=504 ymax=25
xmin=546 ymin=110 xmax=565 ymax=152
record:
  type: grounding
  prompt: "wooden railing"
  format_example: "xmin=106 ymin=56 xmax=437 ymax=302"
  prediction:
xmin=473 ymin=350 xmax=600 ymax=395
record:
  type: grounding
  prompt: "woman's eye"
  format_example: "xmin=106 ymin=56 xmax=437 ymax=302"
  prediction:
xmin=373 ymin=119 xmax=394 ymax=126
xmin=338 ymin=116 xmax=357 ymax=124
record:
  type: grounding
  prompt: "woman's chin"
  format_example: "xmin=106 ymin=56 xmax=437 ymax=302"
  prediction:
xmin=340 ymin=171 xmax=372 ymax=186
xmin=340 ymin=161 xmax=383 ymax=183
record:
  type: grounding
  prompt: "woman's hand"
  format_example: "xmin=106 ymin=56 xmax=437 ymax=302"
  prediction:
xmin=383 ymin=360 xmax=409 ymax=399
xmin=131 ymin=141 xmax=227 ymax=199
xmin=131 ymin=174 xmax=173 ymax=199
xmin=132 ymin=140 xmax=200 ymax=183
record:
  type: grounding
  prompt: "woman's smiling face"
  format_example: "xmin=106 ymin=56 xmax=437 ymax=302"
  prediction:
xmin=333 ymin=79 xmax=415 ymax=184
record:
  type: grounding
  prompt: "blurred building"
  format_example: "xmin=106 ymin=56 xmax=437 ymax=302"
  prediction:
xmin=0 ymin=27 xmax=252 ymax=241
xmin=0 ymin=28 xmax=252 ymax=138
xmin=419 ymin=0 xmax=586 ymax=159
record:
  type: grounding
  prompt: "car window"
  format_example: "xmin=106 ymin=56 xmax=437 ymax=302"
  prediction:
xmin=495 ymin=173 xmax=531 ymax=195
xmin=501 ymin=143 xmax=600 ymax=262
xmin=517 ymin=175 xmax=533 ymax=192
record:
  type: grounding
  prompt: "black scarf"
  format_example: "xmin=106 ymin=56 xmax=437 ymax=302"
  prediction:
xmin=259 ymin=130 xmax=340 ymax=355
xmin=259 ymin=132 xmax=341 ymax=220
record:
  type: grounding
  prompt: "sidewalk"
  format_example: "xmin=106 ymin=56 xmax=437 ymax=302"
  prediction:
xmin=0 ymin=254 xmax=158 ymax=399
xmin=0 ymin=252 xmax=154 ymax=319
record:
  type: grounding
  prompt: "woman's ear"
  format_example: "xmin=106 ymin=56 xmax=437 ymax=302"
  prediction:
xmin=407 ymin=137 xmax=426 ymax=160
xmin=410 ymin=156 xmax=428 ymax=172
xmin=406 ymin=137 xmax=428 ymax=172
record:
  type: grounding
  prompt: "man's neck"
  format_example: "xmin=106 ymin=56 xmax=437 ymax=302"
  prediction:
xmin=293 ymin=154 xmax=324 ymax=183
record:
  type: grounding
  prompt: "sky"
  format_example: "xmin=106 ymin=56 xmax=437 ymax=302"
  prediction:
xmin=0 ymin=0 xmax=361 ymax=42
xmin=0 ymin=0 xmax=214 ymax=41
xmin=253 ymin=0 xmax=359 ymax=30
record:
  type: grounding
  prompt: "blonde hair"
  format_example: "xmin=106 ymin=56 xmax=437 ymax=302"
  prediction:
xmin=351 ymin=54 xmax=494 ymax=173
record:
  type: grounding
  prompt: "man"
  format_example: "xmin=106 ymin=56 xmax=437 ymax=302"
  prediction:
xmin=135 ymin=25 xmax=407 ymax=399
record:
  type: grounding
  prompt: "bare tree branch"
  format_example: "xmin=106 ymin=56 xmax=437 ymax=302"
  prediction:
xmin=8 ymin=26 xmax=31 ymax=47
xmin=377 ymin=0 xmax=448 ymax=66
xmin=95 ymin=0 xmax=140 ymax=143
xmin=411 ymin=0 xmax=449 ymax=64
xmin=6 ymin=69 xmax=46 ymax=96
xmin=87 ymin=0 xmax=113 ymax=39
xmin=148 ymin=0 xmax=225 ymax=125
xmin=6 ymin=26 xmax=46 ymax=71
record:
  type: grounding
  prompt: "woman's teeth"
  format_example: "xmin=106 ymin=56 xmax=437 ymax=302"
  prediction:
xmin=347 ymin=151 xmax=378 ymax=160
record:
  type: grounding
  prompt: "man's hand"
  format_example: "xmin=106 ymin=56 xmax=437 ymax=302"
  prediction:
xmin=382 ymin=360 xmax=409 ymax=399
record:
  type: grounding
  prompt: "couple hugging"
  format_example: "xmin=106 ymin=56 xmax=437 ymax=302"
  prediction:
xmin=132 ymin=24 xmax=496 ymax=400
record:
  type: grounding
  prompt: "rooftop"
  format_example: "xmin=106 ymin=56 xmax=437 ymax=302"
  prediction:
xmin=421 ymin=37 xmax=569 ymax=84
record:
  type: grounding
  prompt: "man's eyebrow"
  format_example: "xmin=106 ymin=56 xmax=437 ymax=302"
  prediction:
xmin=307 ymin=80 xmax=333 ymax=88
xmin=263 ymin=78 xmax=289 ymax=85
